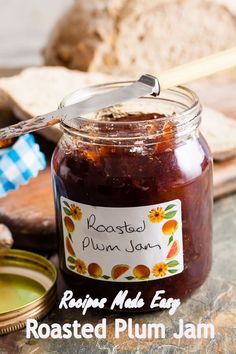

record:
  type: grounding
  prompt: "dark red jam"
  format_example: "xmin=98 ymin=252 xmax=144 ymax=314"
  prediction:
xmin=52 ymin=112 xmax=213 ymax=312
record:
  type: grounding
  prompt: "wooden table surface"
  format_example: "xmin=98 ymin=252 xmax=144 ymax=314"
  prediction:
xmin=1 ymin=193 xmax=235 ymax=354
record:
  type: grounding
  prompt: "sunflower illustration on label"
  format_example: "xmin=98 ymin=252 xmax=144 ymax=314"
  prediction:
xmin=61 ymin=197 xmax=184 ymax=282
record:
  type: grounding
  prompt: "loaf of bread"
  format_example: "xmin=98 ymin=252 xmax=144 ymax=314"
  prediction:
xmin=43 ymin=0 xmax=236 ymax=75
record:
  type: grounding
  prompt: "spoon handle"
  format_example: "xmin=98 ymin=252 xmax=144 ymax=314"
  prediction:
xmin=0 ymin=114 xmax=60 ymax=141
xmin=158 ymin=47 xmax=236 ymax=90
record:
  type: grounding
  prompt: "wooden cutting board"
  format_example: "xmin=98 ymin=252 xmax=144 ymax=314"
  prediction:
xmin=0 ymin=167 xmax=56 ymax=250
xmin=214 ymin=157 xmax=236 ymax=198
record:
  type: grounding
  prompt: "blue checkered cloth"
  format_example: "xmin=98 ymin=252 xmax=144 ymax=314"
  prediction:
xmin=0 ymin=134 xmax=46 ymax=197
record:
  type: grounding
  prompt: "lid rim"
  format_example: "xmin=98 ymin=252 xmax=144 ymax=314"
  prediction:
xmin=0 ymin=249 xmax=57 ymax=335
xmin=0 ymin=292 xmax=57 ymax=335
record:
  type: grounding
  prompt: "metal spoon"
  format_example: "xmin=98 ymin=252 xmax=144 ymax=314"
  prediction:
xmin=0 ymin=75 xmax=160 ymax=140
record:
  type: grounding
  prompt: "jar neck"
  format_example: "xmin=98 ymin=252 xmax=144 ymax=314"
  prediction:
xmin=60 ymin=85 xmax=201 ymax=146
xmin=61 ymin=113 xmax=201 ymax=147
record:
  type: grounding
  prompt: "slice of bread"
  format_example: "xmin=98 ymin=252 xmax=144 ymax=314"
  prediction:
xmin=0 ymin=67 xmax=115 ymax=142
xmin=0 ymin=66 xmax=236 ymax=161
xmin=43 ymin=0 xmax=236 ymax=75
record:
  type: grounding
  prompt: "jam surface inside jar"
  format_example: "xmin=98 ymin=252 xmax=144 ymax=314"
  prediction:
xmin=52 ymin=86 xmax=213 ymax=312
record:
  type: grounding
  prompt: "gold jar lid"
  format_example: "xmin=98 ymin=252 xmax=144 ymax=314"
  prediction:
xmin=0 ymin=249 xmax=57 ymax=335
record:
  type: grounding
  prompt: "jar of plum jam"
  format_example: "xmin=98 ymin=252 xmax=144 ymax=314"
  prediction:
xmin=52 ymin=83 xmax=213 ymax=312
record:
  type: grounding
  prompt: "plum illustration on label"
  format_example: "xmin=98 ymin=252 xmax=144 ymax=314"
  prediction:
xmin=61 ymin=197 xmax=184 ymax=282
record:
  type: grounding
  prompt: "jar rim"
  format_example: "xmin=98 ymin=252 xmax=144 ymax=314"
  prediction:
xmin=60 ymin=82 xmax=201 ymax=128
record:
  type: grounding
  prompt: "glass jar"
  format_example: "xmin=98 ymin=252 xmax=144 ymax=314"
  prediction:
xmin=51 ymin=83 xmax=213 ymax=312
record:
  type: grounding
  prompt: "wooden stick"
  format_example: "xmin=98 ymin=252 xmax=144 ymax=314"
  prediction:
xmin=158 ymin=47 xmax=236 ymax=90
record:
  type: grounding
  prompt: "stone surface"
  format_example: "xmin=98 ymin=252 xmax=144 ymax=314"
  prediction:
xmin=0 ymin=193 xmax=236 ymax=353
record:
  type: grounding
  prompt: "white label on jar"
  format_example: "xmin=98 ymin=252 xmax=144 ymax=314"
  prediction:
xmin=61 ymin=197 xmax=184 ymax=282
